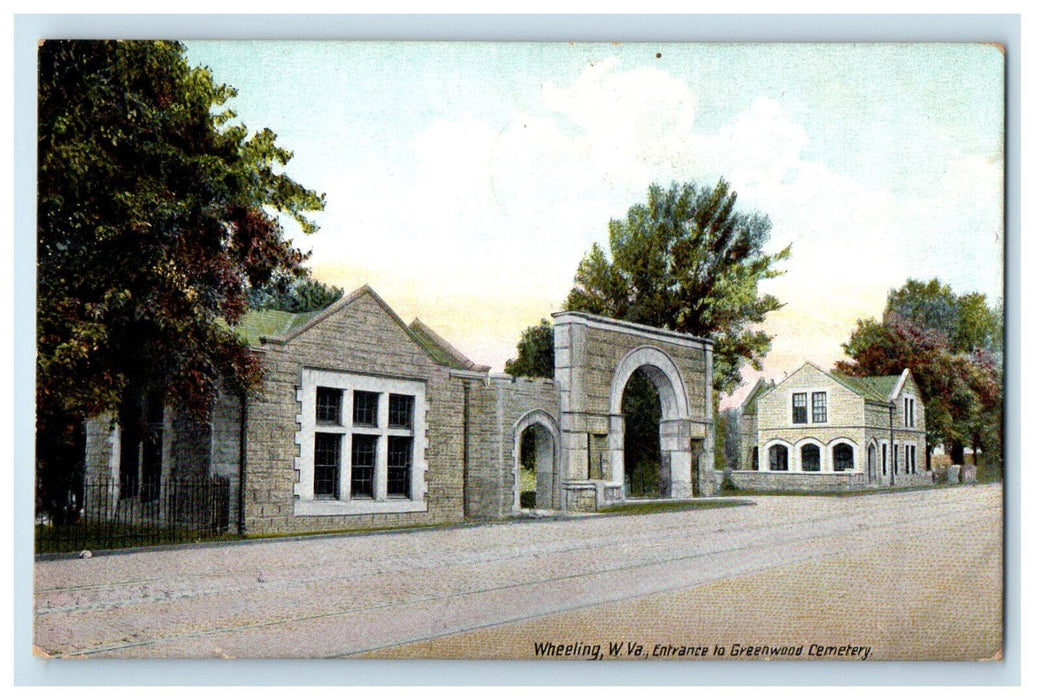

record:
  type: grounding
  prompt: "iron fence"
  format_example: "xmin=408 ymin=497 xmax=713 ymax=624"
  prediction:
xmin=35 ymin=476 xmax=231 ymax=554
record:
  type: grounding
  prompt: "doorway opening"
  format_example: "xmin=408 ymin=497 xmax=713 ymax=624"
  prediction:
xmin=622 ymin=369 xmax=663 ymax=497
xmin=517 ymin=421 xmax=555 ymax=510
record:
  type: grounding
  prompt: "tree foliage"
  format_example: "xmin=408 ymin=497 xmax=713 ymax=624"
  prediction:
xmin=885 ymin=278 xmax=1003 ymax=355
xmin=37 ymin=40 xmax=325 ymax=427
xmin=715 ymin=406 xmax=741 ymax=472
xmin=837 ymin=279 xmax=1003 ymax=467
xmin=248 ymin=271 xmax=344 ymax=313
xmin=565 ymin=180 xmax=790 ymax=393
xmin=504 ymin=319 xmax=555 ymax=379
xmin=37 ymin=40 xmax=326 ymax=517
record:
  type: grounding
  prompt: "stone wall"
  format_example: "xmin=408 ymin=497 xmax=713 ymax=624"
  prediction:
xmin=84 ymin=415 xmax=117 ymax=484
xmin=739 ymin=412 xmax=757 ymax=473
xmin=171 ymin=409 xmax=211 ymax=481
xmin=208 ymin=385 xmax=243 ymax=528
xmin=463 ymin=374 xmax=559 ymax=519
xmin=241 ymin=291 xmax=466 ymax=535
xmin=728 ymin=470 xmax=867 ymax=492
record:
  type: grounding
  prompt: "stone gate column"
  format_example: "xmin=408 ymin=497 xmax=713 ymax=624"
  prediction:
xmin=607 ymin=413 xmax=625 ymax=485
xmin=659 ymin=418 xmax=693 ymax=498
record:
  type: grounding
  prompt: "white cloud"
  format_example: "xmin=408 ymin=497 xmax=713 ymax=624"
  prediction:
xmin=307 ymin=56 xmax=1002 ymax=379
xmin=541 ymin=57 xmax=700 ymax=190
xmin=694 ymin=97 xmax=808 ymax=194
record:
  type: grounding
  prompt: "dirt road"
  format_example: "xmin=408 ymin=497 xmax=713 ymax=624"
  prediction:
xmin=33 ymin=484 xmax=1003 ymax=660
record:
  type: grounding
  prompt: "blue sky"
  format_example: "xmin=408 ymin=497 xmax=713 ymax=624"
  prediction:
xmin=183 ymin=41 xmax=1005 ymax=403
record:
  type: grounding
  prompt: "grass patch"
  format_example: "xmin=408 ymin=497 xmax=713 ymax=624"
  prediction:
xmin=597 ymin=499 xmax=750 ymax=516
xmin=35 ymin=522 xmax=241 ymax=555
xmin=241 ymin=521 xmax=454 ymax=542
xmin=974 ymin=463 xmax=1004 ymax=485
xmin=718 ymin=489 xmax=838 ymax=497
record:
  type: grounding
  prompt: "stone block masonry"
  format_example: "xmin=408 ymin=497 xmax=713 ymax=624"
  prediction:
xmin=463 ymin=374 xmax=559 ymax=519
xmin=552 ymin=311 xmax=715 ymax=503
xmin=239 ymin=291 xmax=466 ymax=535
xmin=82 ymin=285 xmax=723 ymax=534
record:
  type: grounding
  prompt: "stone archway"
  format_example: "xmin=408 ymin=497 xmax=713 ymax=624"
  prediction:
xmin=607 ymin=346 xmax=694 ymax=499
xmin=551 ymin=311 xmax=714 ymax=510
xmin=513 ymin=410 xmax=559 ymax=511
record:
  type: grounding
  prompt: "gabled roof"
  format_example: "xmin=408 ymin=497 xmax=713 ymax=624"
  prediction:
xmin=740 ymin=377 xmax=774 ymax=415
xmin=234 ymin=284 xmax=489 ymax=373
xmin=744 ymin=361 xmax=911 ymax=412
xmin=407 ymin=318 xmax=490 ymax=373
xmin=235 ymin=308 xmax=325 ymax=347
xmin=826 ymin=371 xmax=904 ymax=403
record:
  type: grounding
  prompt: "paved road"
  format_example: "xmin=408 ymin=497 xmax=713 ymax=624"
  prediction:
xmin=33 ymin=484 xmax=1003 ymax=659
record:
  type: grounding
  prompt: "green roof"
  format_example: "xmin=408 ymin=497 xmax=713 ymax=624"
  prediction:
xmin=407 ymin=319 xmax=489 ymax=372
xmin=406 ymin=322 xmax=465 ymax=369
xmin=826 ymin=372 xmax=902 ymax=402
xmin=234 ymin=308 xmax=325 ymax=346
xmin=232 ymin=289 xmax=488 ymax=374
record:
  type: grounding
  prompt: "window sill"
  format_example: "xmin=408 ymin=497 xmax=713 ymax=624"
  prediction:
xmin=733 ymin=470 xmax=860 ymax=475
xmin=293 ymin=499 xmax=427 ymax=516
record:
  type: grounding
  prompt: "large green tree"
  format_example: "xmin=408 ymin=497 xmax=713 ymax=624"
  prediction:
xmin=248 ymin=271 xmax=344 ymax=313
xmin=885 ymin=278 xmax=1003 ymax=355
xmin=37 ymin=41 xmax=325 ymax=512
xmin=565 ymin=180 xmax=790 ymax=393
xmin=836 ymin=279 xmax=1003 ymax=468
xmin=504 ymin=319 xmax=554 ymax=379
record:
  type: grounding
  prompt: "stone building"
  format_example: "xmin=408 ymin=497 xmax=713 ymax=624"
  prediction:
xmin=84 ymin=285 xmax=716 ymax=535
xmin=735 ymin=362 xmax=930 ymax=491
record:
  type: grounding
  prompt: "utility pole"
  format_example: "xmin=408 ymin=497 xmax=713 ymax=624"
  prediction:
xmin=889 ymin=402 xmax=896 ymax=487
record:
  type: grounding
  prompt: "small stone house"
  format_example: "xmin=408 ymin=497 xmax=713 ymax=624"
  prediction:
xmin=736 ymin=362 xmax=930 ymax=491
xmin=84 ymin=285 xmax=717 ymax=535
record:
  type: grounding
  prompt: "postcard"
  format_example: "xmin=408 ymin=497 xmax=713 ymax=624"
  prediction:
xmin=32 ymin=39 xmax=1005 ymax=665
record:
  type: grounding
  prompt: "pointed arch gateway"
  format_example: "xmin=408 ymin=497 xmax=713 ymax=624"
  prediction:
xmin=513 ymin=410 xmax=559 ymax=511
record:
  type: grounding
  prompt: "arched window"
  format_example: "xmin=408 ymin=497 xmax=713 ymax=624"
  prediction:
xmin=768 ymin=444 xmax=789 ymax=472
xmin=833 ymin=443 xmax=854 ymax=472
xmin=750 ymin=446 xmax=759 ymax=471
xmin=801 ymin=444 xmax=821 ymax=472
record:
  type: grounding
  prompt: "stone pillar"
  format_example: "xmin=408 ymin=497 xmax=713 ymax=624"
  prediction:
xmin=84 ymin=414 xmax=120 ymax=514
xmin=559 ymin=419 xmax=589 ymax=482
xmin=607 ymin=414 xmax=625 ymax=485
xmin=690 ymin=420 xmax=717 ymax=496
xmin=659 ymin=418 xmax=693 ymax=499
